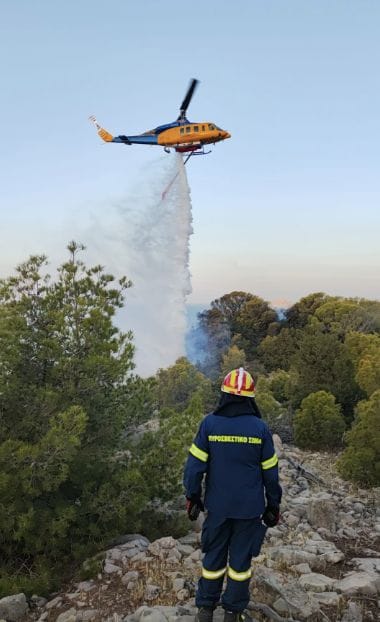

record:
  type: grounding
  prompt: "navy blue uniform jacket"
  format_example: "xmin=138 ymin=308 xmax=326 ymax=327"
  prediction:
xmin=183 ymin=407 xmax=282 ymax=519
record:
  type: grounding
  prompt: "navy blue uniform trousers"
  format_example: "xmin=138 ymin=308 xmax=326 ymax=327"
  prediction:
xmin=196 ymin=513 xmax=267 ymax=612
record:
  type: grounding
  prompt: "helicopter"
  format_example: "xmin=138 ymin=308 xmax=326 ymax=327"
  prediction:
xmin=89 ymin=79 xmax=230 ymax=164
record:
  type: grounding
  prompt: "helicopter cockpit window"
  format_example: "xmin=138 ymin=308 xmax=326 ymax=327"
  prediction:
xmin=180 ymin=128 xmax=185 ymax=135
xmin=208 ymin=124 xmax=215 ymax=130
xmin=193 ymin=126 xmax=199 ymax=132
xmin=186 ymin=126 xmax=191 ymax=133
xmin=202 ymin=125 xmax=206 ymax=131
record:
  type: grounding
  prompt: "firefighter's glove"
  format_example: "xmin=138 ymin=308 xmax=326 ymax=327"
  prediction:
xmin=262 ymin=506 xmax=280 ymax=528
xmin=186 ymin=496 xmax=204 ymax=521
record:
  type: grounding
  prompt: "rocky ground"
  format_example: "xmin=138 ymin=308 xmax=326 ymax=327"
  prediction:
xmin=1 ymin=438 xmax=379 ymax=622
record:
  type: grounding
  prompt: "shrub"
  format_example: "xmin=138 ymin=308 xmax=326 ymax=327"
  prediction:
xmin=293 ymin=391 xmax=345 ymax=450
xmin=337 ymin=390 xmax=380 ymax=487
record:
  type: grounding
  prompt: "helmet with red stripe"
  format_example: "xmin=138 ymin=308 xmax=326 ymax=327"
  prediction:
xmin=221 ymin=367 xmax=255 ymax=397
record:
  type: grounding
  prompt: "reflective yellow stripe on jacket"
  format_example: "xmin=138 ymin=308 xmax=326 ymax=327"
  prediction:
xmin=261 ymin=453 xmax=278 ymax=470
xmin=227 ymin=566 xmax=252 ymax=581
xmin=189 ymin=443 xmax=208 ymax=463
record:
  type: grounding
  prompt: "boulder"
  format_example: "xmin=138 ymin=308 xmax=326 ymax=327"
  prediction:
xmin=313 ymin=591 xmax=340 ymax=606
xmin=298 ymin=572 xmax=336 ymax=592
xmin=307 ymin=494 xmax=336 ymax=532
xmin=351 ymin=558 xmax=380 ymax=574
xmin=134 ymin=608 xmax=167 ymax=622
xmin=335 ymin=571 xmax=380 ymax=596
xmin=110 ymin=533 xmax=150 ymax=548
xmin=272 ymin=434 xmax=283 ymax=458
xmin=76 ymin=581 xmax=96 ymax=593
xmin=45 ymin=596 xmax=63 ymax=609
xmin=104 ymin=562 xmax=121 ymax=574
xmin=0 ymin=594 xmax=28 ymax=621
xmin=56 ymin=609 xmax=77 ymax=622
xmin=341 ymin=601 xmax=363 ymax=622
xmin=291 ymin=563 xmax=312 ymax=574
xmin=266 ymin=545 xmax=318 ymax=568
xmin=272 ymin=587 xmax=320 ymax=621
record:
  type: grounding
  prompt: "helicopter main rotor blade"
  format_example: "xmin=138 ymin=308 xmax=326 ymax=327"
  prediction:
xmin=178 ymin=78 xmax=199 ymax=119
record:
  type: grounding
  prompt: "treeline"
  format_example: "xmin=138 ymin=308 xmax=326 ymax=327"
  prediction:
xmin=189 ymin=290 xmax=380 ymax=484
xmin=0 ymin=246 xmax=379 ymax=596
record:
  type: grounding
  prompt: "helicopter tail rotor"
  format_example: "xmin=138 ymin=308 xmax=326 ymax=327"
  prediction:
xmin=89 ymin=115 xmax=114 ymax=142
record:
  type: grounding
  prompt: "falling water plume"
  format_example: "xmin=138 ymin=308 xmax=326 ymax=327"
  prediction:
xmin=87 ymin=154 xmax=193 ymax=376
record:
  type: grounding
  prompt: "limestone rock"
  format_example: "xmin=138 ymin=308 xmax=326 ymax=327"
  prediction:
xmin=135 ymin=608 xmax=167 ymax=622
xmin=266 ymin=545 xmax=318 ymax=568
xmin=176 ymin=589 xmax=190 ymax=601
xmin=291 ymin=563 xmax=312 ymax=574
xmin=0 ymin=594 xmax=28 ymax=621
xmin=298 ymin=572 xmax=336 ymax=592
xmin=272 ymin=434 xmax=283 ymax=458
xmin=335 ymin=571 xmax=380 ymax=596
xmin=76 ymin=610 xmax=99 ymax=622
xmin=341 ymin=601 xmax=363 ymax=622
xmin=307 ymin=494 xmax=336 ymax=531
xmin=122 ymin=570 xmax=140 ymax=585
xmin=76 ymin=581 xmax=96 ymax=593
xmin=46 ymin=597 xmax=63 ymax=609
xmin=177 ymin=544 xmax=195 ymax=556
xmin=272 ymin=588 xmax=320 ymax=621
xmin=144 ymin=584 xmax=161 ymax=601
xmin=178 ymin=532 xmax=199 ymax=546
xmin=313 ymin=591 xmax=340 ymax=606
xmin=110 ymin=533 xmax=150 ymax=548
xmin=56 ymin=609 xmax=77 ymax=622
xmin=351 ymin=557 xmax=380 ymax=574
xmin=172 ymin=578 xmax=185 ymax=592
xmin=104 ymin=562 xmax=121 ymax=574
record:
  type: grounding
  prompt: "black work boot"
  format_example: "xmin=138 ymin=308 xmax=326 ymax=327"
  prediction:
xmin=196 ymin=607 xmax=215 ymax=622
xmin=223 ymin=611 xmax=252 ymax=622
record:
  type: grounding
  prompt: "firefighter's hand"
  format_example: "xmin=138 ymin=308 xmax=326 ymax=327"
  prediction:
xmin=186 ymin=496 xmax=204 ymax=521
xmin=262 ymin=506 xmax=280 ymax=527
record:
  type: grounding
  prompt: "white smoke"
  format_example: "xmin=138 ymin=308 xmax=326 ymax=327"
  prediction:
xmin=85 ymin=154 xmax=193 ymax=376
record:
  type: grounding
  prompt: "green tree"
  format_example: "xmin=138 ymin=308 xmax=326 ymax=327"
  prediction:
xmin=267 ymin=369 xmax=294 ymax=403
xmin=345 ymin=332 xmax=380 ymax=397
xmin=356 ymin=351 xmax=380 ymax=398
xmin=285 ymin=292 xmax=332 ymax=329
xmin=255 ymin=377 xmax=287 ymax=428
xmin=135 ymin=392 xmax=205 ymax=502
xmin=156 ymin=356 xmax=213 ymax=412
xmin=234 ymin=297 xmax=277 ymax=358
xmin=315 ymin=300 xmax=376 ymax=338
xmin=220 ymin=344 xmax=247 ymax=377
xmin=345 ymin=331 xmax=380 ymax=365
xmin=291 ymin=324 xmax=359 ymax=418
xmin=293 ymin=391 xmax=345 ymax=450
xmin=122 ymin=375 xmax=158 ymax=428
xmin=210 ymin=291 xmax=255 ymax=332
xmin=0 ymin=244 xmax=148 ymax=594
xmin=257 ymin=328 xmax=297 ymax=372
xmin=337 ymin=390 xmax=380 ymax=487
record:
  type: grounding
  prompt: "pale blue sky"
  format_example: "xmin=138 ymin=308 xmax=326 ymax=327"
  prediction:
xmin=1 ymin=0 xmax=379 ymax=304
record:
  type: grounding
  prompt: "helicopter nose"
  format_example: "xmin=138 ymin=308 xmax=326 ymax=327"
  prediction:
xmin=223 ymin=131 xmax=231 ymax=139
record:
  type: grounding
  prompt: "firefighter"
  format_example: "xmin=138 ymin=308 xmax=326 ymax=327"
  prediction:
xmin=183 ymin=368 xmax=282 ymax=622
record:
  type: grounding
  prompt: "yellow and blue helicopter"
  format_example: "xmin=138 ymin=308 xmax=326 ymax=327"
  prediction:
xmin=89 ymin=79 xmax=230 ymax=164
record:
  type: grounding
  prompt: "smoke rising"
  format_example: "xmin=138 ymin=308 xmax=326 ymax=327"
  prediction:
xmin=86 ymin=154 xmax=193 ymax=376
